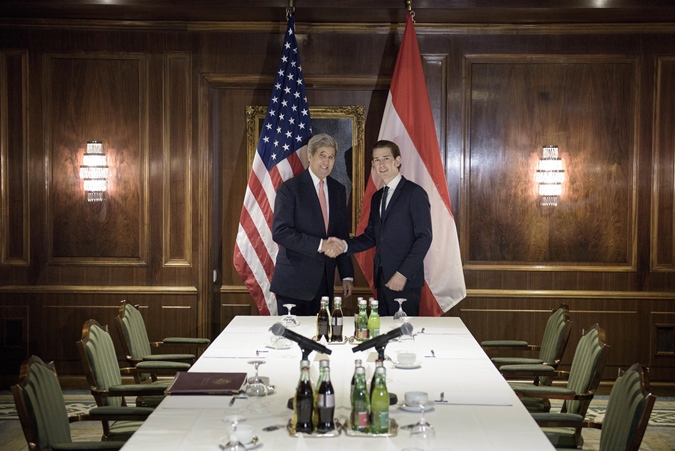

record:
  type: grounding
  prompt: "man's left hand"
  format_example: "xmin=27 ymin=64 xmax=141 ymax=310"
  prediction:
xmin=385 ymin=272 xmax=407 ymax=291
xmin=342 ymin=279 xmax=353 ymax=298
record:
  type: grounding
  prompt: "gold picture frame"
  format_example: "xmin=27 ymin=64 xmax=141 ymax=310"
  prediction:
xmin=245 ymin=105 xmax=366 ymax=234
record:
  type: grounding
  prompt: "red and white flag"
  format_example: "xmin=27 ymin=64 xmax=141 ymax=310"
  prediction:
xmin=233 ymin=14 xmax=312 ymax=315
xmin=355 ymin=12 xmax=466 ymax=315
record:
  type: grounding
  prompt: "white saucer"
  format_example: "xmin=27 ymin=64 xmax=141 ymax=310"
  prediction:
xmin=219 ymin=438 xmax=262 ymax=450
xmin=394 ymin=362 xmax=421 ymax=369
xmin=399 ymin=401 xmax=435 ymax=412
xmin=266 ymin=342 xmax=291 ymax=350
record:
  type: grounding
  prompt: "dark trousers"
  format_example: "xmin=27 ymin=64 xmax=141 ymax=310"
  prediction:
xmin=275 ymin=266 xmax=332 ymax=317
xmin=375 ymin=267 xmax=421 ymax=316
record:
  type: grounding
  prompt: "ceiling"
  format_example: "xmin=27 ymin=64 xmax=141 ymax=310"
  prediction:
xmin=1 ymin=0 xmax=675 ymax=24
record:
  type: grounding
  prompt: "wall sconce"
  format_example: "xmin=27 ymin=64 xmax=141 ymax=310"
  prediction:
xmin=535 ymin=145 xmax=564 ymax=206
xmin=79 ymin=141 xmax=109 ymax=202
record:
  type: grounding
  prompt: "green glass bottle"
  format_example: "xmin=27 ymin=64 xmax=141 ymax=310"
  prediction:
xmin=350 ymin=358 xmax=362 ymax=403
xmin=355 ymin=298 xmax=369 ymax=342
xmin=370 ymin=366 xmax=389 ymax=433
xmin=350 ymin=366 xmax=370 ymax=432
xmin=368 ymin=299 xmax=380 ymax=337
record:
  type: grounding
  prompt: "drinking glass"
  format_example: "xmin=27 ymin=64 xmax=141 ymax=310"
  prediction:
xmin=220 ymin=416 xmax=247 ymax=451
xmin=393 ymin=298 xmax=408 ymax=321
xmin=245 ymin=360 xmax=268 ymax=396
xmin=409 ymin=403 xmax=435 ymax=450
xmin=281 ymin=303 xmax=300 ymax=327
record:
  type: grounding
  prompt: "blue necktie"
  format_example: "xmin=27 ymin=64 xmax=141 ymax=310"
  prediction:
xmin=381 ymin=186 xmax=389 ymax=219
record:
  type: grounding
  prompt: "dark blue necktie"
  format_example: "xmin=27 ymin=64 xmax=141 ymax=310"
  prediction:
xmin=381 ymin=186 xmax=389 ymax=219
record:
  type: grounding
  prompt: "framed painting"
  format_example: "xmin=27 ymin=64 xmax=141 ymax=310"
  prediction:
xmin=246 ymin=105 xmax=366 ymax=234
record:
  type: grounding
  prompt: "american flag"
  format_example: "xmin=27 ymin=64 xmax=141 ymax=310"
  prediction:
xmin=233 ymin=13 xmax=313 ymax=315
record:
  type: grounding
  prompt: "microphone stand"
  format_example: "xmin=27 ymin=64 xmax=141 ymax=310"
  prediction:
xmin=375 ymin=344 xmax=386 ymax=362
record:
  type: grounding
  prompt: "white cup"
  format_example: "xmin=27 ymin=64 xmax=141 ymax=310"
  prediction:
xmin=397 ymin=350 xmax=417 ymax=365
xmin=234 ymin=424 xmax=254 ymax=444
xmin=404 ymin=391 xmax=429 ymax=406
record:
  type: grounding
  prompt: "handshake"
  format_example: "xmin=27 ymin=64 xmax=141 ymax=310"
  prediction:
xmin=320 ymin=237 xmax=347 ymax=258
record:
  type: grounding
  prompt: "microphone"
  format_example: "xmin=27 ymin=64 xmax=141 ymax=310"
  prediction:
xmin=270 ymin=323 xmax=332 ymax=356
xmin=351 ymin=322 xmax=413 ymax=353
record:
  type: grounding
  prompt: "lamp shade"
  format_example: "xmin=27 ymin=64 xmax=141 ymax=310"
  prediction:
xmin=79 ymin=141 xmax=109 ymax=202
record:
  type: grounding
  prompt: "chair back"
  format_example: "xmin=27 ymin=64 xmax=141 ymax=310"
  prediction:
xmin=599 ymin=363 xmax=656 ymax=451
xmin=77 ymin=319 xmax=125 ymax=407
xmin=11 ymin=356 xmax=72 ymax=449
xmin=564 ymin=323 xmax=609 ymax=416
xmin=116 ymin=300 xmax=153 ymax=363
xmin=537 ymin=304 xmax=572 ymax=385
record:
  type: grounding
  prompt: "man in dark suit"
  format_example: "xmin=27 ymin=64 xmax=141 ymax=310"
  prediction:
xmin=334 ymin=140 xmax=432 ymax=316
xmin=270 ymin=134 xmax=354 ymax=316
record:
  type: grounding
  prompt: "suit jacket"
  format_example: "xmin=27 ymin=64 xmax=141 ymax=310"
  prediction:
xmin=270 ymin=169 xmax=354 ymax=301
xmin=347 ymin=176 xmax=432 ymax=290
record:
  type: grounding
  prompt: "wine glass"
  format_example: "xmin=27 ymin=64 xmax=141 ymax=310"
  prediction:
xmin=409 ymin=403 xmax=435 ymax=450
xmin=220 ymin=416 xmax=247 ymax=451
xmin=281 ymin=303 xmax=300 ymax=327
xmin=245 ymin=360 xmax=268 ymax=396
xmin=393 ymin=298 xmax=408 ymax=321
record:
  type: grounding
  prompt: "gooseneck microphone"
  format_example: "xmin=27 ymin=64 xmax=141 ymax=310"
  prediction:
xmin=270 ymin=322 xmax=332 ymax=357
xmin=351 ymin=321 xmax=413 ymax=353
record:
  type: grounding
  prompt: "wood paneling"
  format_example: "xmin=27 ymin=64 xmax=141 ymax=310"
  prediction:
xmin=163 ymin=52 xmax=192 ymax=266
xmin=464 ymin=55 xmax=636 ymax=267
xmin=0 ymin=18 xmax=674 ymax=382
xmin=0 ymin=50 xmax=29 ymax=265
xmin=652 ymin=57 xmax=675 ymax=270
xmin=45 ymin=53 xmax=148 ymax=264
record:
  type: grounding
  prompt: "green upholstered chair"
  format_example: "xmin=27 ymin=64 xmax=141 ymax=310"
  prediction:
xmin=114 ymin=300 xmax=209 ymax=382
xmin=536 ymin=363 xmax=656 ymax=451
xmin=11 ymin=355 xmax=150 ymax=450
xmin=507 ymin=323 xmax=610 ymax=448
xmin=77 ymin=319 xmax=176 ymax=439
xmin=482 ymin=304 xmax=572 ymax=388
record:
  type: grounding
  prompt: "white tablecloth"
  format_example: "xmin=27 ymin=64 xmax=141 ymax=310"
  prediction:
xmin=121 ymin=316 xmax=554 ymax=451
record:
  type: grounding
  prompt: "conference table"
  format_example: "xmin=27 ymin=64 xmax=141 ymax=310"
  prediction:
xmin=121 ymin=316 xmax=555 ymax=450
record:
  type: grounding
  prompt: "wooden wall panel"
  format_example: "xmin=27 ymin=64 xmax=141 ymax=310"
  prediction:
xmin=0 ymin=50 xmax=29 ymax=265
xmin=464 ymin=56 xmax=636 ymax=267
xmin=163 ymin=52 xmax=192 ymax=266
xmin=45 ymin=53 xmax=148 ymax=264
xmin=652 ymin=57 xmax=675 ymax=270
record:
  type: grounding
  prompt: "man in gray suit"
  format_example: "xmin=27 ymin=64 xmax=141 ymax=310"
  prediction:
xmin=333 ymin=140 xmax=432 ymax=316
xmin=270 ymin=134 xmax=354 ymax=316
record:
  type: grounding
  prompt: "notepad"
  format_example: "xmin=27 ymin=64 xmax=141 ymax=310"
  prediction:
xmin=165 ymin=372 xmax=247 ymax=395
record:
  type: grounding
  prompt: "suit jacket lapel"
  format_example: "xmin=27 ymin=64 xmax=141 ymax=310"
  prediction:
xmin=381 ymin=177 xmax=405 ymax=224
xmin=301 ymin=170 xmax=325 ymax=234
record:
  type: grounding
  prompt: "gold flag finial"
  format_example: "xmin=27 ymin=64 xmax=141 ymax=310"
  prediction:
xmin=286 ymin=0 xmax=295 ymax=19
xmin=406 ymin=0 xmax=412 ymax=12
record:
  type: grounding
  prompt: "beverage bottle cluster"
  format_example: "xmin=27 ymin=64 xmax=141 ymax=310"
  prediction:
xmin=350 ymin=359 xmax=389 ymax=433
xmin=316 ymin=296 xmax=345 ymax=342
xmin=355 ymin=297 xmax=381 ymax=341
xmin=292 ymin=358 xmax=336 ymax=434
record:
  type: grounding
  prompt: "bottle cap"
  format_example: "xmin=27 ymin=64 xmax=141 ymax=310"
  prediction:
xmin=375 ymin=366 xmax=386 ymax=375
xmin=320 ymin=359 xmax=330 ymax=368
xmin=354 ymin=359 xmax=362 ymax=365
xmin=370 ymin=300 xmax=379 ymax=307
xmin=355 ymin=366 xmax=365 ymax=375
xmin=358 ymin=299 xmax=367 ymax=306
xmin=300 ymin=359 xmax=310 ymax=368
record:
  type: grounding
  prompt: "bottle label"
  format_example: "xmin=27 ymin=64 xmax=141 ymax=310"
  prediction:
xmin=357 ymin=411 xmax=369 ymax=428
xmin=373 ymin=411 xmax=389 ymax=432
xmin=318 ymin=393 xmax=335 ymax=408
